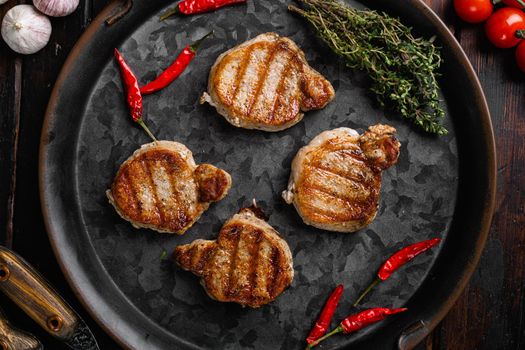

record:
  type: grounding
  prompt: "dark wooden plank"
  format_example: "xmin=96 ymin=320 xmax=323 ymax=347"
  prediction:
xmin=0 ymin=1 xmax=21 ymax=249
xmin=402 ymin=1 xmax=525 ymax=349
xmin=0 ymin=0 xmax=121 ymax=348
xmin=0 ymin=0 xmax=522 ymax=349
xmin=428 ymin=1 xmax=525 ymax=350
xmin=439 ymin=52 xmax=525 ymax=350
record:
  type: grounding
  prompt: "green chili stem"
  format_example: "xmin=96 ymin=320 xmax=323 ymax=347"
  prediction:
xmin=160 ymin=6 xmax=180 ymax=21
xmin=190 ymin=31 xmax=214 ymax=52
xmin=353 ymin=277 xmax=381 ymax=307
xmin=306 ymin=325 xmax=344 ymax=349
xmin=137 ymin=119 xmax=157 ymax=142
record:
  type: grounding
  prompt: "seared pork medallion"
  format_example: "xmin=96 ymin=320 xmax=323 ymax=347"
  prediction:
xmin=282 ymin=125 xmax=401 ymax=232
xmin=200 ymin=32 xmax=335 ymax=132
xmin=173 ymin=206 xmax=294 ymax=308
xmin=107 ymin=141 xmax=232 ymax=234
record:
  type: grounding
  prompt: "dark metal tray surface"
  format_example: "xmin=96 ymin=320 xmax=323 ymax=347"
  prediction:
xmin=40 ymin=0 xmax=496 ymax=349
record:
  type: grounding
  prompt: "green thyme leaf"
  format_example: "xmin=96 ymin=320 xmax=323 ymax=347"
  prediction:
xmin=289 ymin=0 xmax=447 ymax=135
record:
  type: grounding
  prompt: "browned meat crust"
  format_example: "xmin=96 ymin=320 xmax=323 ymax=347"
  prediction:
xmin=282 ymin=125 xmax=401 ymax=232
xmin=201 ymin=32 xmax=335 ymax=132
xmin=173 ymin=207 xmax=294 ymax=308
xmin=107 ymin=141 xmax=231 ymax=234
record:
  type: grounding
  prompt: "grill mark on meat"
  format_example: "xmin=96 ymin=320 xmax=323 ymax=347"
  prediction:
xmin=205 ymin=227 xmax=236 ymax=299
xmin=308 ymin=164 xmax=371 ymax=185
xmin=268 ymin=53 xmax=296 ymax=123
xmin=116 ymin=170 xmax=140 ymax=219
xmin=214 ymin=55 xmax=242 ymax=107
xmin=246 ymin=42 xmax=280 ymax=117
xmin=232 ymin=42 xmax=272 ymax=117
xmin=249 ymin=48 xmax=292 ymax=123
xmin=299 ymin=208 xmax=340 ymax=223
xmin=141 ymin=160 xmax=164 ymax=224
xmin=302 ymin=187 xmax=376 ymax=221
xmin=228 ymin=228 xmax=262 ymax=299
xmin=224 ymin=225 xmax=242 ymax=298
xmin=302 ymin=187 xmax=353 ymax=216
xmin=315 ymin=147 xmax=366 ymax=166
xmin=150 ymin=161 xmax=178 ymax=229
xmin=204 ymin=33 xmax=335 ymax=132
xmin=247 ymin=229 xmax=263 ymax=304
xmin=109 ymin=142 xmax=232 ymax=234
xmin=187 ymin=244 xmax=198 ymax=271
xmin=194 ymin=245 xmax=215 ymax=276
xmin=127 ymin=160 xmax=156 ymax=220
xmin=335 ymin=148 xmax=367 ymax=161
xmin=305 ymin=182 xmax=369 ymax=204
xmin=273 ymin=58 xmax=301 ymax=123
xmin=253 ymin=239 xmax=272 ymax=301
xmin=267 ymin=247 xmax=280 ymax=298
xmin=175 ymin=209 xmax=293 ymax=307
xmin=230 ymin=45 xmax=256 ymax=109
xmin=163 ymin=159 xmax=191 ymax=231
xmin=313 ymin=162 xmax=375 ymax=184
xmin=304 ymin=166 xmax=372 ymax=202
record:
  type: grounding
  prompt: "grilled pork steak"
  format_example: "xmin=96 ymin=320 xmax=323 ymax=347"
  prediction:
xmin=107 ymin=141 xmax=231 ymax=234
xmin=201 ymin=32 xmax=335 ymax=132
xmin=282 ymin=125 xmax=401 ymax=232
xmin=173 ymin=206 xmax=294 ymax=308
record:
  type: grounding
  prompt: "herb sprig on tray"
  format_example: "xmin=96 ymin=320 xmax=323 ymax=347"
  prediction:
xmin=289 ymin=0 xmax=447 ymax=135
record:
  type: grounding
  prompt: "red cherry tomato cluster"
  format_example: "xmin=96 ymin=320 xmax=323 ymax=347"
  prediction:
xmin=454 ymin=0 xmax=525 ymax=72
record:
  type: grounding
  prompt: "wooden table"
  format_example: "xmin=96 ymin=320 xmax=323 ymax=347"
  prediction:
xmin=0 ymin=0 xmax=523 ymax=349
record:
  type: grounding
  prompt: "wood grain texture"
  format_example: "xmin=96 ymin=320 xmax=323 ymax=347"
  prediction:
xmin=425 ymin=0 xmax=525 ymax=349
xmin=0 ymin=307 xmax=42 ymax=350
xmin=0 ymin=247 xmax=78 ymax=339
xmin=0 ymin=0 xmax=120 ymax=348
xmin=0 ymin=0 xmax=522 ymax=349
xmin=0 ymin=0 xmax=21 ymax=249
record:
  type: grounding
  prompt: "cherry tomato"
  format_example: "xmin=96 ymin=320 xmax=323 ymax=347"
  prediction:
xmin=516 ymin=41 xmax=525 ymax=72
xmin=502 ymin=0 xmax=525 ymax=10
xmin=454 ymin=0 xmax=493 ymax=23
xmin=485 ymin=8 xmax=525 ymax=48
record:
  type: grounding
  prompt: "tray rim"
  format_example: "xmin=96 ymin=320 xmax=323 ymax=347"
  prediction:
xmin=38 ymin=0 xmax=497 ymax=349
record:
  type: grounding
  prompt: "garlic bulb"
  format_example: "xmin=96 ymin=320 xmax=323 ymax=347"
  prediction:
xmin=33 ymin=0 xmax=79 ymax=17
xmin=1 ymin=5 xmax=51 ymax=55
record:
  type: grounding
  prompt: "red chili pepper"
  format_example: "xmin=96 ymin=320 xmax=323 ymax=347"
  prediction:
xmin=160 ymin=0 xmax=246 ymax=20
xmin=353 ymin=238 xmax=441 ymax=307
xmin=306 ymin=285 xmax=344 ymax=344
xmin=114 ymin=49 xmax=157 ymax=141
xmin=140 ymin=31 xmax=213 ymax=95
xmin=306 ymin=308 xmax=407 ymax=349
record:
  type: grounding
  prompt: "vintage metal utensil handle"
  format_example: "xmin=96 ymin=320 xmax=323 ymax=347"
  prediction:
xmin=0 ymin=246 xmax=78 ymax=341
xmin=0 ymin=306 xmax=42 ymax=350
xmin=398 ymin=320 xmax=430 ymax=350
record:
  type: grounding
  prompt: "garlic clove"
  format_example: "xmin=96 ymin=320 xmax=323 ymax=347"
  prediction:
xmin=33 ymin=0 xmax=79 ymax=17
xmin=1 ymin=5 xmax=52 ymax=55
xmin=0 ymin=0 xmax=9 ymax=5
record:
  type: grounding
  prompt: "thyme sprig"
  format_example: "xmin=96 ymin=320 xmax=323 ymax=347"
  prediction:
xmin=289 ymin=0 xmax=447 ymax=135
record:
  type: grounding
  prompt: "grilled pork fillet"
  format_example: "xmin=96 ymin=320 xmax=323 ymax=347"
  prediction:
xmin=173 ymin=206 xmax=294 ymax=308
xmin=282 ymin=125 xmax=401 ymax=232
xmin=200 ymin=32 xmax=335 ymax=132
xmin=107 ymin=141 xmax=231 ymax=234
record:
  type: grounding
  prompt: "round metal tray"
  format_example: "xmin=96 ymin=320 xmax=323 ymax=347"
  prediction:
xmin=40 ymin=0 xmax=496 ymax=349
